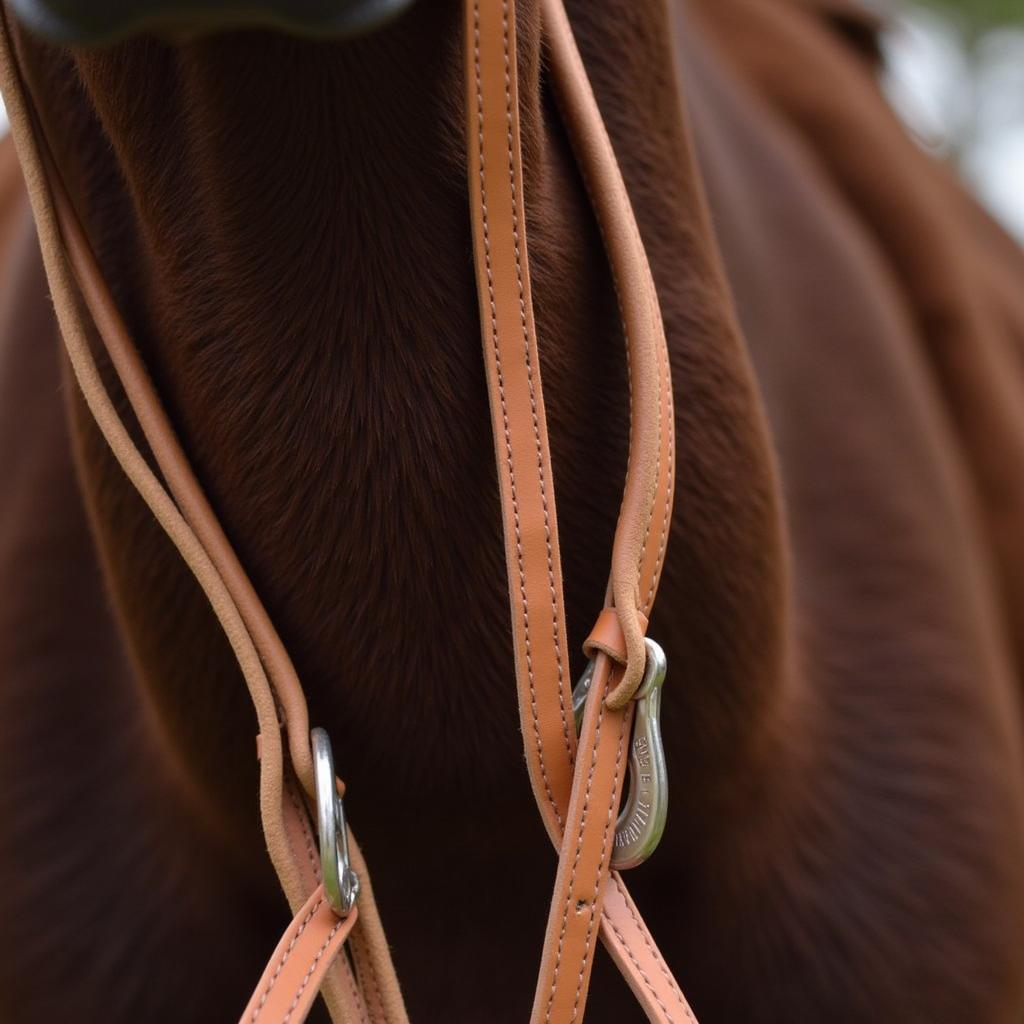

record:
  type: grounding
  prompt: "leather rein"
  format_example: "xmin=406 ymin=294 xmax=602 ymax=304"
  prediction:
xmin=0 ymin=0 xmax=697 ymax=1020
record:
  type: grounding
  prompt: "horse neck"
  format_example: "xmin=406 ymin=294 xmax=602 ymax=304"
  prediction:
xmin=19 ymin=0 xmax=799 ymax=839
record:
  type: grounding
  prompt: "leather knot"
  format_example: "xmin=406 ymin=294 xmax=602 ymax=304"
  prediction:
xmin=583 ymin=606 xmax=649 ymax=708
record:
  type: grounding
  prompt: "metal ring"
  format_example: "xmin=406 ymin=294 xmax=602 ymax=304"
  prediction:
xmin=311 ymin=727 xmax=360 ymax=916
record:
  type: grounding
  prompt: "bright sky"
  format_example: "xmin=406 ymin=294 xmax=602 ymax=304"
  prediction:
xmin=884 ymin=8 xmax=1024 ymax=241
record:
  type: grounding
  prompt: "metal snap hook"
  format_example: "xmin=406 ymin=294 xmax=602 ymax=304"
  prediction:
xmin=572 ymin=637 xmax=668 ymax=870
xmin=311 ymin=727 xmax=360 ymax=916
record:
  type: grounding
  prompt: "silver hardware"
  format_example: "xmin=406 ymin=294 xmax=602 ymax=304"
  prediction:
xmin=311 ymin=727 xmax=360 ymax=916
xmin=572 ymin=637 xmax=668 ymax=871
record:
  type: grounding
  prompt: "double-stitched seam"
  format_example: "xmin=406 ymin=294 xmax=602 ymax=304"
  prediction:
xmin=563 ymin=84 xmax=633 ymax=567
xmin=474 ymin=0 xmax=563 ymax=829
xmin=251 ymin=900 xmax=325 ymax=1022
xmin=612 ymin=873 xmax=690 ymax=1012
xmin=544 ymin=695 xmax=609 ymax=1022
xmin=610 ymin=129 xmax=671 ymax=611
xmin=606 ymin=914 xmax=693 ymax=1024
xmin=280 ymin=918 xmax=345 ymax=1024
xmin=568 ymin=710 xmax=628 ymax=1021
xmin=338 ymin=951 xmax=369 ymax=1024
xmin=643 ymin=330 xmax=672 ymax=615
xmin=562 ymin=32 xmax=658 ymax=598
xmin=544 ymin=683 xmax=627 ymax=1022
xmin=287 ymin=782 xmax=372 ymax=1024
xmin=634 ymin=296 xmax=662 ymax=595
xmin=500 ymin=0 xmax=574 ymax=766
xmin=639 ymin=287 xmax=671 ymax=614
xmin=558 ymin=30 xmax=666 ymax=630
xmin=351 ymin=937 xmax=386 ymax=1024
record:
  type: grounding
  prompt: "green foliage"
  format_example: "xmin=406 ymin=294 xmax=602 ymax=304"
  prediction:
xmin=915 ymin=0 xmax=1024 ymax=30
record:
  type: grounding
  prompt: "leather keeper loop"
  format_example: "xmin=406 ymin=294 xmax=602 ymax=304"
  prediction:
xmin=583 ymin=607 xmax=649 ymax=707
xmin=583 ymin=607 xmax=627 ymax=663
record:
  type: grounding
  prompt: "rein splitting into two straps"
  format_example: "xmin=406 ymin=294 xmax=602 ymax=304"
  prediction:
xmin=469 ymin=1 xmax=686 ymax=1020
xmin=0 ymin=0 xmax=696 ymax=1020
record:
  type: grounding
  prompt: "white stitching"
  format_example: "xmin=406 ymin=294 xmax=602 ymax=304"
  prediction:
xmin=251 ymin=900 xmax=325 ymax=1022
xmin=568 ymin=704 xmax=627 ymax=1021
xmin=643 ymin=332 xmax=672 ymax=614
xmin=559 ymin=28 xmax=672 ymax=624
xmin=474 ymin=0 xmax=565 ymax=828
xmin=606 ymin=913 xmax=694 ymax=1023
xmin=612 ymin=873 xmax=691 ymax=1013
xmin=287 ymin=785 xmax=371 ymax=1024
xmin=499 ymin=0 xmax=574 ymax=766
xmin=544 ymin=697 xmax=608 ymax=1022
xmin=280 ymin=917 xmax=345 ymax=1023
xmin=545 ymin=676 xmax=628 ymax=1022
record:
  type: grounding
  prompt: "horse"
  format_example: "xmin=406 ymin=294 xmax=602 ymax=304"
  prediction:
xmin=1 ymin=0 xmax=1023 ymax=1020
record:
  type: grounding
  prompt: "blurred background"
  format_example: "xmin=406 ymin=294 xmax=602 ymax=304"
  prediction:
xmin=0 ymin=1 xmax=1019 ymax=239
xmin=884 ymin=0 xmax=1024 ymax=240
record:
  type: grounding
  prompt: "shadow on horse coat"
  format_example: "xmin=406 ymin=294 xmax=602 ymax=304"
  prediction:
xmin=1 ymin=0 xmax=1023 ymax=1020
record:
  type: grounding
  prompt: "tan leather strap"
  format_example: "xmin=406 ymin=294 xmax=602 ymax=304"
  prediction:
xmin=0 ymin=0 xmax=694 ymax=1018
xmin=540 ymin=4 xmax=683 ymax=1016
xmin=540 ymin=0 xmax=675 ymax=712
xmin=531 ymin=651 xmax=633 ymax=1022
xmin=600 ymin=875 xmax=697 ymax=1023
xmin=542 ymin=0 xmax=675 ymax=704
xmin=466 ymin=0 xmax=689 ymax=1021
xmin=240 ymin=886 xmax=360 ymax=1024
xmin=0 ymin=14 xmax=406 ymax=1024
xmin=465 ymin=0 xmax=576 ymax=846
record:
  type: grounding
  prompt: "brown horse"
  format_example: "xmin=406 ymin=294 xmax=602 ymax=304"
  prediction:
xmin=1 ymin=0 xmax=1024 ymax=1020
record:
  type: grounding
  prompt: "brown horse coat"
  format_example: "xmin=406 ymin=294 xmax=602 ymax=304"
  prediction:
xmin=1 ymin=0 xmax=1023 ymax=1020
